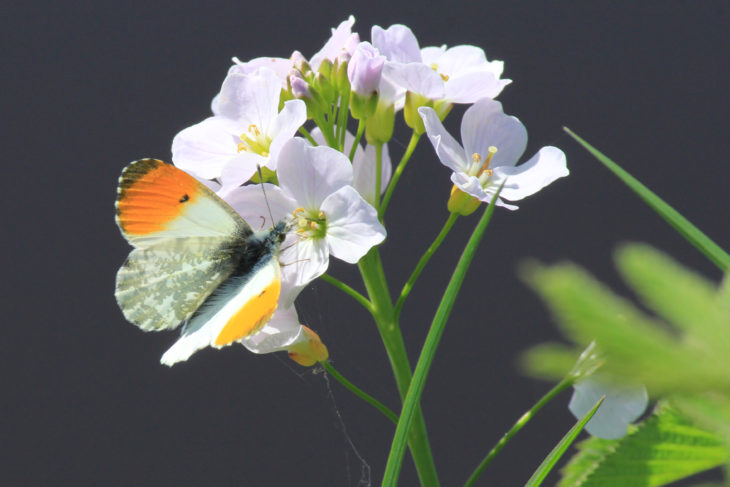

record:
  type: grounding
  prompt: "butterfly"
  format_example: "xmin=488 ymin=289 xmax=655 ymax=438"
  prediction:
xmin=114 ymin=158 xmax=288 ymax=365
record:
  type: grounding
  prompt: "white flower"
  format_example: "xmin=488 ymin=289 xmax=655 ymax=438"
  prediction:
xmin=372 ymin=24 xmax=509 ymax=104
xmin=569 ymin=376 xmax=649 ymax=439
xmin=225 ymin=138 xmax=386 ymax=302
xmin=241 ymin=305 xmax=328 ymax=367
xmin=419 ymin=98 xmax=568 ymax=210
xmin=171 ymin=67 xmax=306 ymax=192
xmin=218 ymin=16 xmax=359 ymax=93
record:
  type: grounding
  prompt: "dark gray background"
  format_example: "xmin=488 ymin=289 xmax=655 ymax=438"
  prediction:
xmin=4 ymin=1 xmax=729 ymax=485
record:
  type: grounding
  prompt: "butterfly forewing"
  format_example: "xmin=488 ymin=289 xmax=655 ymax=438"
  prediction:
xmin=115 ymin=159 xmax=251 ymax=247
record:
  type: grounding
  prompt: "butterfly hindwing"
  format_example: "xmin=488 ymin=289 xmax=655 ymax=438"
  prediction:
xmin=115 ymin=235 xmax=247 ymax=331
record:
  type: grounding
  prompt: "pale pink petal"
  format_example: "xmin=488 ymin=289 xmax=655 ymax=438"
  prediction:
xmin=419 ymin=107 xmax=469 ymax=173
xmin=320 ymin=186 xmax=386 ymax=263
xmin=310 ymin=16 xmax=358 ymax=69
xmin=460 ymin=98 xmax=527 ymax=169
xmin=371 ymin=24 xmax=422 ymax=63
xmin=494 ymin=146 xmax=569 ymax=201
xmin=277 ymin=138 xmax=353 ymax=211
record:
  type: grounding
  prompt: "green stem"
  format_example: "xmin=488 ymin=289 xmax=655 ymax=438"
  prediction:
xmin=394 ymin=212 xmax=459 ymax=320
xmin=321 ymin=360 xmax=398 ymax=424
xmin=337 ymin=93 xmax=350 ymax=151
xmin=375 ymin=142 xmax=383 ymax=213
xmin=319 ymin=273 xmax=373 ymax=313
xmin=380 ymin=132 xmax=421 ymax=218
xmin=358 ymin=248 xmax=441 ymax=487
xmin=463 ymin=378 xmax=573 ymax=487
xmin=349 ymin=119 xmax=366 ymax=162
xmin=298 ymin=126 xmax=317 ymax=146
xmin=382 ymin=189 xmax=502 ymax=487
xmin=313 ymin=112 xmax=337 ymax=148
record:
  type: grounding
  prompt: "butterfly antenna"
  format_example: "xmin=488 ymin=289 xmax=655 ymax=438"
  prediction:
xmin=256 ymin=164 xmax=277 ymax=225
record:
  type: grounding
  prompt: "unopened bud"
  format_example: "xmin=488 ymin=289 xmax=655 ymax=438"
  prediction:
xmin=447 ymin=185 xmax=481 ymax=216
xmin=287 ymin=326 xmax=329 ymax=366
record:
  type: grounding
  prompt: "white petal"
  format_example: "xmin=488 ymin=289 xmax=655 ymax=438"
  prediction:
xmin=320 ymin=186 xmax=386 ymax=263
xmin=171 ymin=117 xmax=241 ymax=180
xmin=277 ymin=138 xmax=353 ymax=211
xmin=382 ymin=62 xmax=444 ymax=98
xmin=419 ymin=107 xmax=468 ymax=173
xmin=228 ymin=57 xmax=293 ymax=89
xmin=222 ymin=183 xmax=296 ymax=229
xmin=353 ymin=142 xmax=392 ymax=205
xmin=444 ymin=70 xmax=511 ymax=104
xmin=371 ymin=24 xmax=421 ymax=63
xmin=569 ymin=377 xmax=649 ymax=439
xmin=494 ymin=146 xmax=568 ymax=201
xmin=216 ymin=68 xmax=281 ymax=130
xmin=266 ymin=99 xmax=307 ymax=169
xmin=460 ymin=98 xmax=527 ymax=169
xmin=217 ymin=152 xmax=265 ymax=194
xmin=240 ymin=306 xmax=306 ymax=354
xmin=281 ymin=237 xmax=330 ymax=290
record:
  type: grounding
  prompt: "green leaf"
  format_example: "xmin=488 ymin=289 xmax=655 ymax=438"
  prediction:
xmin=563 ymin=128 xmax=730 ymax=272
xmin=525 ymin=396 xmax=605 ymax=487
xmin=523 ymin=250 xmax=730 ymax=396
xmin=616 ymin=244 xmax=729 ymax=347
xmin=558 ymin=405 xmax=728 ymax=487
xmin=381 ymin=186 xmax=503 ymax=486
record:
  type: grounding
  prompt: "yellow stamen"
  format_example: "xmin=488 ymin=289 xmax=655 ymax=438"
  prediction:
xmin=440 ymin=73 xmax=449 ymax=82
xmin=477 ymin=146 xmax=498 ymax=176
xmin=248 ymin=124 xmax=261 ymax=136
xmin=237 ymin=142 xmax=248 ymax=153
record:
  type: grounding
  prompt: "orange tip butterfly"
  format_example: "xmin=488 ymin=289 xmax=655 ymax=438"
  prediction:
xmin=114 ymin=158 xmax=287 ymax=366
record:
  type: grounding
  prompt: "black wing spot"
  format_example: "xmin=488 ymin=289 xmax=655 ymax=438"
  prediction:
xmin=179 ymin=193 xmax=190 ymax=203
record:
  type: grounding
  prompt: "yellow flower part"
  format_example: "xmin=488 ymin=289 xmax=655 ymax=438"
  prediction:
xmin=288 ymin=326 xmax=329 ymax=366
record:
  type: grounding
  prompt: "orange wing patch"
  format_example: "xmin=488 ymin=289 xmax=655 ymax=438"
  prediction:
xmin=214 ymin=278 xmax=281 ymax=346
xmin=117 ymin=159 xmax=200 ymax=237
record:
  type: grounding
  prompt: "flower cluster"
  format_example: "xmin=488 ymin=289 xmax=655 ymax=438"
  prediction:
xmin=164 ymin=15 xmax=568 ymax=365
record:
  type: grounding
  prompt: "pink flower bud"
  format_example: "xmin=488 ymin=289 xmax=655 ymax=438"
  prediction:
xmin=347 ymin=42 xmax=385 ymax=96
